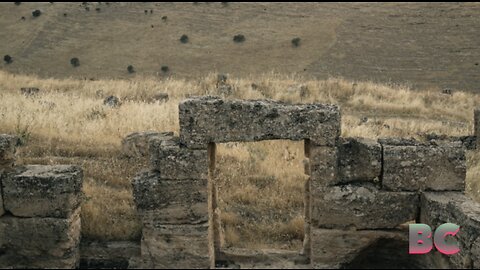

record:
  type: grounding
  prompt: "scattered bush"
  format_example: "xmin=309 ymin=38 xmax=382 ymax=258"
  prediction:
xmin=442 ymin=88 xmax=453 ymax=95
xmin=20 ymin=87 xmax=40 ymax=96
xmin=32 ymin=10 xmax=41 ymax=17
xmin=161 ymin=16 xmax=167 ymax=22
xmin=95 ymin=7 xmax=101 ymax=12
xmin=14 ymin=2 xmax=21 ymax=5
xmin=180 ymin=34 xmax=189 ymax=44
xmin=21 ymin=16 xmax=25 ymax=20
xmin=70 ymin=57 xmax=80 ymax=67
xmin=85 ymin=7 xmax=90 ymax=11
xmin=233 ymin=34 xmax=245 ymax=43
xmin=4 ymin=55 xmax=13 ymax=64
xmin=144 ymin=10 xmax=148 ymax=14
xmin=161 ymin=66 xmax=169 ymax=73
xmin=103 ymin=96 xmax=121 ymax=108
xmin=63 ymin=13 xmax=67 ymax=17
xmin=127 ymin=65 xmax=135 ymax=73
xmin=291 ymin=37 xmax=301 ymax=47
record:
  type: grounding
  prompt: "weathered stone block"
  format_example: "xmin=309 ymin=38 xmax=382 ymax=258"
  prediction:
xmin=472 ymin=237 xmax=480 ymax=269
xmin=308 ymin=144 xmax=338 ymax=186
xmin=311 ymin=184 xmax=418 ymax=229
xmin=420 ymin=192 xmax=480 ymax=269
xmin=0 ymin=170 xmax=4 ymax=217
xmin=423 ymin=133 xmax=476 ymax=151
xmin=3 ymin=165 xmax=83 ymax=218
xmin=337 ymin=137 xmax=381 ymax=183
xmin=0 ymin=134 xmax=17 ymax=169
xmin=141 ymin=225 xmax=211 ymax=269
xmin=475 ymin=108 xmax=480 ymax=149
xmin=122 ymin=131 xmax=174 ymax=158
xmin=132 ymin=170 xmax=208 ymax=225
xmin=149 ymin=136 xmax=208 ymax=179
xmin=0 ymin=208 xmax=81 ymax=268
xmin=179 ymin=96 xmax=340 ymax=148
xmin=382 ymin=140 xmax=466 ymax=191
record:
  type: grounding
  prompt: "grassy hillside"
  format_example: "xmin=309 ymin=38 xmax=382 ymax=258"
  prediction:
xmin=1 ymin=2 xmax=480 ymax=91
xmin=0 ymin=70 xmax=479 ymax=249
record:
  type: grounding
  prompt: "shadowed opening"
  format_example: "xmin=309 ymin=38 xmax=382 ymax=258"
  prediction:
xmin=342 ymin=238 xmax=429 ymax=269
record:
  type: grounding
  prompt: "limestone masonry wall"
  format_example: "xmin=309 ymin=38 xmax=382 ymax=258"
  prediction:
xmin=128 ymin=96 xmax=480 ymax=269
xmin=2 ymin=96 xmax=480 ymax=268
xmin=0 ymin=134 xmax=83 ymax=268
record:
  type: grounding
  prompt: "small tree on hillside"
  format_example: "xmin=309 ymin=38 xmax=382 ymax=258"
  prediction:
xmin=4 ymin=55 xmax=13 ymax=64
xmin=70 ymin=57 xmax=80 ymax=67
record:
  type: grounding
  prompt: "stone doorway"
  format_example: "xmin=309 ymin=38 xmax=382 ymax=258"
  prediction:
xmin=209 ymin=140 xmax=309 ymax=267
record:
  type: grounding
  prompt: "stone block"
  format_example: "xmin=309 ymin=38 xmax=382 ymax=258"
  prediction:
xmin=475 ymin=108 xmax=480 ymax=149
xmin=337 ymin=137 xmax=381 ymax=183
xmin=132 ymin=170 xmax=208 ymax=225
xmin=311 ymin=184 xmax=418 ymax=229
xmin=0 ymin=208 xmax=81 ymax=268
xmin=122 ymin=131 xmax=174 ymax=158
xmin=0 ymin=172 xmax=4 ymax=217
xmin=149 ymin=136 xmax=208 ymax=179
xmin=420 ymin=192 xmax=480 ymax=269
xmin=2 ymin=165 xmax=83 ymax=218
xmin=179 ymin=96 xmax=340 ymax=148
xmin=308 ymin=144 xmax=338 ymax=186
xmin=382 ymin=140 xmax=466 ymax=191
xmin=141 ymin=224 xmax=211 ymax=269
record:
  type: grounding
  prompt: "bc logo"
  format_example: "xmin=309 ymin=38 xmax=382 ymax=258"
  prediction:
xmin=409 ymin=223 xmax=460 ymax=255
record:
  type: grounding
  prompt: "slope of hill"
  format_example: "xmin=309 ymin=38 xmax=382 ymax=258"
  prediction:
xmin=1 ymin=2 xmax=480 ymax=91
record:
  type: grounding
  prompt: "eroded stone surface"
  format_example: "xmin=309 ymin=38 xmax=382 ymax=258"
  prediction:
xmin=311 ymin=184 xmax=418 ymax=229
xmin=122 ymin=131 xmax=174 ymax=158
xmin=149 ymin=136 xmax=208 ymax=179
xmin=132 ymin=170 xmax=208 ymax=225
xmin=382 ymin=140 xmax=466 ymax=191
xmin=179 ymin=96 xmax=340 ymax=148
xmin=3 ymin=165 xmax=83 ymax=218
xmin=420 ymin=192 xmax=480 ymax=269
xmin=337 ymin=137 xmax=381 ymax=183
xmin=475 ymin=108 xmax=480 ymax=149
xmin=308 ymin=145 xmax=338 ymax=186
xmin=0 ymin=208 xmax=81 ymax=268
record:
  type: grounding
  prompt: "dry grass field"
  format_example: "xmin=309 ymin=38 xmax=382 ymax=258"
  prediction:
xmin=1 ymin=3 xmax=480 ymax=266
xmin=1 ymin=70 xmax=479 ymax=250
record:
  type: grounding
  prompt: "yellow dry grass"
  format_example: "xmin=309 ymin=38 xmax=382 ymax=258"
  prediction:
xmin=0 ymin=70 xmax=479 ymax=248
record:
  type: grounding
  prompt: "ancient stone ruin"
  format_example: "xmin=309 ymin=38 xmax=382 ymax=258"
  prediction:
xmin=0 ymin=135 xmax=83 ymax=268
xmin=128 ymin=96 xmax=480 ymax=268
xmin=1 ymin=96 xmax=480 ymax=268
